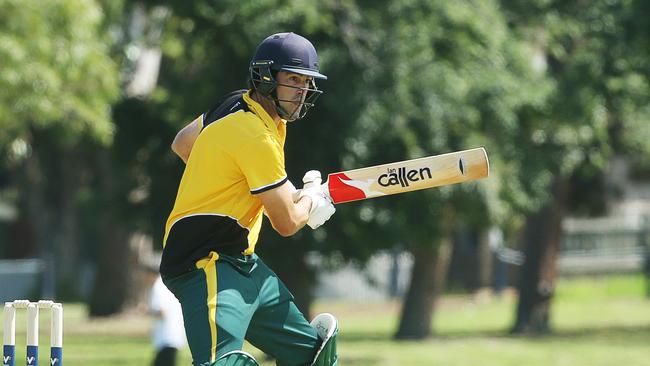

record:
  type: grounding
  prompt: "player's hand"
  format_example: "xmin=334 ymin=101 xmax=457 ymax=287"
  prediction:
xmin=306 ymin=193 xmax=335 ymax=229
xmin=297 ymin=170 xmax=335 ymax=229
xmin=293 ymin=170 xmax=326 ymax=201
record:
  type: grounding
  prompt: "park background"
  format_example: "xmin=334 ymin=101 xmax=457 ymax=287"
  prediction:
xmin=0 ymin=0 xmax=649 ymax=365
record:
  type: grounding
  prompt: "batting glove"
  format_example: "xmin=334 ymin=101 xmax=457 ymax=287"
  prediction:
xmin=297 ymin=170 xmax=335 ymax=229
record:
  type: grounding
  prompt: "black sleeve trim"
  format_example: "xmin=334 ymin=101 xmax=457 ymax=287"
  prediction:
xmin=250 ymin=176 xmax=288 ymax=195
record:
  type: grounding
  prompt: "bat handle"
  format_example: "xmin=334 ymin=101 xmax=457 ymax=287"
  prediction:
xmin=321 ymin=180 xmax=331 ymax=201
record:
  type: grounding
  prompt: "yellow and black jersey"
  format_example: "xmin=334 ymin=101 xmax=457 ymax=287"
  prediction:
xmin=161 ymin=89 xmax=287 ymax=276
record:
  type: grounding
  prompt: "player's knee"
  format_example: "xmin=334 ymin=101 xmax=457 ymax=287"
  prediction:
xmin=310 ymin=313 xmax=338 ymax=366
xmin=215 ymin=350 xmax=259 ymax=366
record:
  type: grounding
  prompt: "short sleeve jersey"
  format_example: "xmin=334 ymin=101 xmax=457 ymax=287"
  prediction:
xmin=161 ymin=90 xmax=287 ymax=276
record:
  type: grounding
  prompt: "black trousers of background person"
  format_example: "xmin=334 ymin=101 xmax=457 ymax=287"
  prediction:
xmin=153 ymin=347 xmax=178 ymax=366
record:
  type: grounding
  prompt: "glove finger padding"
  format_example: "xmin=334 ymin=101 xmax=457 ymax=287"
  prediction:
xmin=306 ymin=193 xmax=335 ymax=229
xmin=302 ymin=170 xmax=322 ymax=188
xmin=296 ymin=170 xmax=324 ymax=202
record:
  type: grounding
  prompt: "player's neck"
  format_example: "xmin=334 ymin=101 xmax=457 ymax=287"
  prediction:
xmin=251 ymin=90 xmax=283 ymax=126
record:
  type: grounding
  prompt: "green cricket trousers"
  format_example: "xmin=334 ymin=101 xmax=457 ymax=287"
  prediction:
xmin=163 ymin=251 xmax=319 ymax=366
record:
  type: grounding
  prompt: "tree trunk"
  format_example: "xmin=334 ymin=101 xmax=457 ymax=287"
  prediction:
xmin=21 ymin=147 xmax=56 ymax=298
xmin=447 ymin=226 xmax=478 ymax=291
xmin=395 ymin=239 xmax=452 ymax=339
xmin=88 ymin=149 xmax=134 ymax=316
xmin=53 ymin=148 xmax=82 ymax=299
xmin=477 ymin=230 xmax=493 ymax=289
xmin=511 ymin=177 xmax=569 ymax=334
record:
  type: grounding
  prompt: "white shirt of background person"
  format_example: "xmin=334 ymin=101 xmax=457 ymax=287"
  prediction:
xmin=149 ymin=276 xmax=187 ymax=350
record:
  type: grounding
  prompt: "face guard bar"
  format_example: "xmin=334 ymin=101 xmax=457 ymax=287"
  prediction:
xmin=250 ymin=60 xmax=323 ymax=121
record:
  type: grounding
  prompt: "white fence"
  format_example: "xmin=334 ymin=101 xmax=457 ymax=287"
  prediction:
xmin=313 ymin=217 xmax=650 ymax=299
xmin=310 ymin=251 xmax=413 ymax=300
xmin=0 ymin=259 xmax=44 ymax=302
xmin=559 ymin=216 xmax=649 ymax=275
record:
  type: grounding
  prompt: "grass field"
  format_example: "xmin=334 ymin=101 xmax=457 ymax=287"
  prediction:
xmin=2 ymin=275 xmax=649 ymax=365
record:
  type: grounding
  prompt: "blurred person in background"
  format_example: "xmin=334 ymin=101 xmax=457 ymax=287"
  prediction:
xmin=145 ymin=265 xmax=187 ymax=366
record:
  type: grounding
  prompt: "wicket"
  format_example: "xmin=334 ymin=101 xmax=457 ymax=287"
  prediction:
xmin=3 ymin=300 xmax=63 ymax=366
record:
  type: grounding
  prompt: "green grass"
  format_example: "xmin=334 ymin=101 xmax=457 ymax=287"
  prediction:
xmin=2 ymin=275 xmax=648 ymax=365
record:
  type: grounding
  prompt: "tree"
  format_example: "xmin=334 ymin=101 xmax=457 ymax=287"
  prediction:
xmin=501 ymin=0 xmax=650 ymax=333
xmin=316 ymin=0 xmax=552 ymax=339
xmin=92 ymin=1 xmax=650 ymax=338
xmin=0 ymin=0 xmax=119 ymax=299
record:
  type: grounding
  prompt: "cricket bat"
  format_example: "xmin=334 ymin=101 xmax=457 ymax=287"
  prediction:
xmin=313 ymin=147 xmax=489 ymax=204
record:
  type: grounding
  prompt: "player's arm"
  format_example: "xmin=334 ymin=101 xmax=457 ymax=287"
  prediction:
xmin=257 ymin=181 xmax=312 ymax=237
xmin=258 ymin=171 xmax=335 ymax=236
xmin=171 ymin=116 xmax=202 ymax=163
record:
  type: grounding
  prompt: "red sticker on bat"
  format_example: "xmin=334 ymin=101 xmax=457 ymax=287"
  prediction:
xmin=327 ymin=173 xmax=368 ymax=204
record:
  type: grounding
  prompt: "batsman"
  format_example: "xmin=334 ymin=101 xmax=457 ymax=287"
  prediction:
xmin=161 ymin=32 xmax=338 ymax=366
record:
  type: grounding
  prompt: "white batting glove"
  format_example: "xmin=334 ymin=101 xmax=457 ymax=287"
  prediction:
xmin=297 ymin=170 xmax=335 ymax=229
xmin=306 ymin=194 xmax=336 ymax=229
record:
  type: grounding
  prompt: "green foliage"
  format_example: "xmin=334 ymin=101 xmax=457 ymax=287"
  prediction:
xmin=0 ymin=0 xmax=119 ymax=146
xmin=132 ymin=0 xmax=650 ymax=262
xmin=501 ymin=0 xmax=650 ymax=216
xmin=1 ymin=0 xmax=649 ymax=331
xmin=118 ymin=0 xmax=554 ymax=262
xmin=0 ymin=0 xmax=120 ymax=303
xmin=321 ymin=0 xmax=553 ymax=255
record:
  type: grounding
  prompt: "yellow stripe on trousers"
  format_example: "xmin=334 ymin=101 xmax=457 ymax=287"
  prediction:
xmin=196 ymin=251 xmax=220 ymax=363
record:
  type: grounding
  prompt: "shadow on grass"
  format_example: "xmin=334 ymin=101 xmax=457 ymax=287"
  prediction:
xmin=339 ymin=324 xmax=650 ymax=345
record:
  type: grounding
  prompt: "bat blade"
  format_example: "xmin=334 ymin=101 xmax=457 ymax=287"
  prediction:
xmin=326 ymin=147 xmax=489 ymax=204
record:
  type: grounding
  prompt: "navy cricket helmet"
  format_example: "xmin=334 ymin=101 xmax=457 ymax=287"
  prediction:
xmin=249 ymin=32 xmax=326 ymax=120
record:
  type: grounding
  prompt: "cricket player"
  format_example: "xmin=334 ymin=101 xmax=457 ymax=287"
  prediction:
xmin=161 ymin=32 xmax=338 ymax=366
